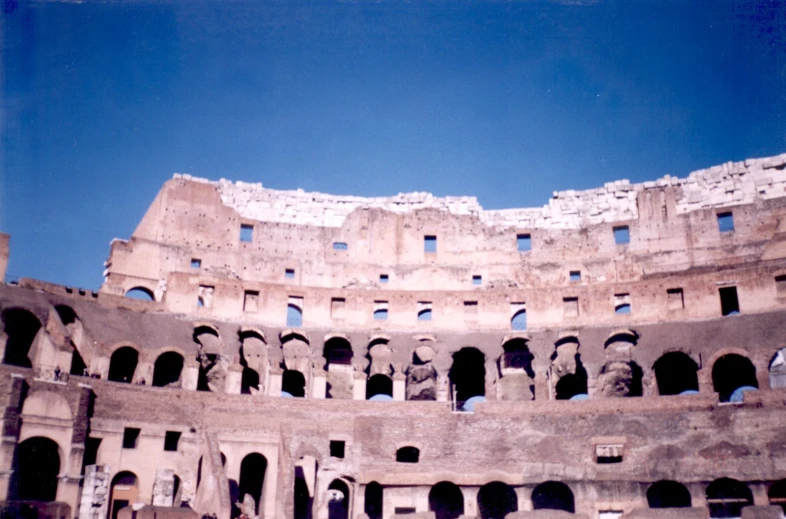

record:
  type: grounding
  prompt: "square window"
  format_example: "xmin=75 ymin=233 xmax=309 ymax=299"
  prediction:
xmin=285 ymin=269 xmax=295 ymax=279
xmin=330 ymin=440 xmax=345 ymax=459
xmin=667 ymin=288 xmax=684 ymax=310
xmin=464 ymin=301 xmax=478 ymax=315
xmin=333 ymin=242 xmax=348 ymax=250
xmin=123 ymin=428 xmax=140 ymax=449
xmin=472 ymin=275 xmax=482 ymax=285
xmin=517 ymin=233 xmax=532 ymax=252
xmin=563 ymin=297 xmax=579 ymax=318
xmin=719 ymin=286 xmax=740 ymax=316
xmin=240 ymin=224 xmax=254 ymax=243
xmin=614 ymin=293 xmax=631 ymax=314
xmin=374 ymin=301 xmax=389 ymax=321
xmin=613 ymin=226 xmax=630 ymax=245
xmin=417 ymin=301 xmax=432 ymax=321
xmin=243 ymin=291 xmax=259 ymax=313
xmin=569 ymin=270 xmax=581 ymax=282
xmin=191 ymin=258 xmax=201 ymax=269
xmin=717 ymin=212 xmax=735 ymax=233
xmin=331 ymin=298 xmax=346 ymax=319
xmin=164 ymin=431 xmax=181 ymax=452
xmin=379 ymin=274 xmax=389 ymax=284
xmin=424 ymin=235 xmax=437 ymax=253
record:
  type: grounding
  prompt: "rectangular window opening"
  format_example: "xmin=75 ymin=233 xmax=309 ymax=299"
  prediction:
xmin=243 ymin=291 xmax=259 ymax=313
xmin=122 ymin=428 xmax=140 ymax=449
xmin=614 ymin=293 xmax=631 ymax=315
xmin=596 ymin=444 xmax=623 ymax=464
xmin=190 ymin=258 xmax=201 ymax=269
xmin=424 ymin=235 xmax=437 ymax=253
xmin=599 ymin=512 xmax=624 ymax=519
xmin=417 ymin=301 xmax=433 ymax=321
xmin=394 ymin=509 xmax=417 ymax=515
xmin=472 ymin=275 xmax=482 ymax=286
xmin=379 ymin=274 xmax=389 ymax=284
xmin=373 ymin=301 xmax=389 ymax=321
xmin=330 ymin=440 xmax=345 ymax=459
xmin=563 ymin=297 xmax=579 ymax=318
xmin=569 ymin=270 xmax=581 ymax=282
xmin=240 ymin=224 xmax=254 ymax=243
xmin=331 ymin=298 xmax=346 ymax=320
xmin=613 ymin=226 xmax=630 ymax=245
xmin=287 ymin=296 xmax=304 ymax=327
xmin=719 ymin=286 xmax=740 ymax=316
xmin=717 ymin=212 xmax=735 ymax=233
xmin=517 ymin=233 xmax=532 ymax=252
xmin=285 ymin=268 xmax=295 ymax=279
xmin=333 ymin=242 xmax=348 ymax=250
xmin=511 ymin=302 xmax=527 ymax=331
xmin=667 ymin=288 xmax=684 ymax=310
xmin=197 ymin=285 xmax=214 ymax=309
xmin=164 ymin=431 xmax=181 ymax=452
xmin=464 ymin=301 xmax=478 ymax=315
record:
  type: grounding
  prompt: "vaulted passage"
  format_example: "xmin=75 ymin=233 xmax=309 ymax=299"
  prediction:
xmin=239 ymin=453 xmax=267 ymax=516
xmin=706 ymin=478 xmax=752 ymax=518
xmin=532 ymin=481 xmax=575 ymax=513
xmin=712 ymin=354 xmax=758 ymax=402
xmin=10 ymin=437 xmax=60 ymax=502
xmin=108 ymin=346 xmax=138 ymax=383
xmin=449 ymin=347 xmax=486 ymax=404
xmin=478 ymin=482 xmax=517 ymax=519
xmin=654 ymin=352 xmax=699 ymax=395
xmin=647 ymin=480 xmax=692 ymax=508
xmin=152 ymin=351 xmax=184 ymax=387
xmin=1 ymin=308 xmax=41 ymax=368
xmin=429 ymin=482 xmax=464 ymax=519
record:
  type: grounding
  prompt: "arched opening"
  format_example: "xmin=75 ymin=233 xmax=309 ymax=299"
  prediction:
xmin=365 ymin=482 xmax=383 ymax=519
xmin=294 ymin=460 xmax=314 ymax=519
xmin=152 ymin=351 xmax=184 ymax=388
xmin=287 ymin=304 xmax=303 ymax=328
xmin=108 ymin=471 xmax=138 ymax=519
xmin=55 ymin=305 xmax=77 ymax=326
xmin=325 ymin=337 xmax=354 ymax=399
xmin=532 ymin=481 xmax=575 ymax=513
xmin=647 ymin=480 xmax=692 ymax=508
xmin=325 ymin=337 xmax=353 ymax=365
xmin=712 ymin=354 xmax=758 ymax=402
xmin=511 ymin=310 xmax=527 ymax=331
xmin=768 ymin=479 xmax=786 ymax=513
xmin=418 ymin=309 xmax=432 ymax=321
xmin=478 ymin=481 xmax=518 ymax=519
xmin=502 ymin=339 xmax=535 ymax=375
xmin=242 ymin=367 xmax=260 ymax=395
xmin=654 ymin=352 xmax=699 ymax=396
xmin=366 ymin=374 xmax=393 ymax=400
xmin=108 ymin=346 xmax=138 ymax=383
xmin=328 ymin=479 xmax=350 ymax=519
xmin=10 ymin=437 xmax=60 ymax=501
xmin=238 ymin=453 xmax=267 ymax=516
xmin=449 ymin=347 xmax=486 ymax=405
xmin=1 ymin=308 xmax=41 ymax=367
xmin=396 ymin=446 xmax=420 ymax=463
xmin=124 ymin=287 xmax=154 ymax=301
xmin=282 ymin=370 xmax=306 ymax=398
xmin=706 ymin=478 xmax=752 ymax=518
xmin=555 ymin=366 xmax=588 ymax=400
xmin=429 ymin=482 xmax=464 ymax=519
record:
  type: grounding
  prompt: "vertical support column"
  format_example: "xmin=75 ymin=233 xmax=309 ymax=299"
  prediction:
xmin=354 ymin=484 xmax=367 ymax=519
xmin=133 ymin=361 xmax=153 ymax=385
xmin=392 ymin=374 xmax=406 ymax=401
xmin=225 ymin=364 xmax=243 ymax=394
xmin=514 ymin=487 xmax=531 ymax=511
xmin=750 ymin=482 xmax=771 ymax=506
xmin=78 ymin=464 xmax=111 ymax=519
xmin=353 ymin=374 xmax=367 ymax=400
xmin=436 ymin=373 xmax=449 ymax=402
xmin=0 ymin=374 xmax=26 ymax=501
xmin=460 ymin=487 xmax=479 ymax=518
xmin=312 ymin=370 xmax=327 ymax=399
xmin=182 ymin=361 xmax=200 ymax=391
xmin=268 ymin=367 xmax=283 ymax=397
xmin=534 ymin=372 xmax=549 ymax=401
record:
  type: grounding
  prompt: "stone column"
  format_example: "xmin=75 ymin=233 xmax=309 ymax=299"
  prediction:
xmin=392 ymin=373 xmax=406 ymax=401
xmin=225 ymin=364 xmax=243 ymax=394
xmin=92 ymin=356 xmax=110 ymax=380
xmin=514 ymin=487 xmax=531 ymax=511
xmin=460 ymin=487 xmax=479 ymax=517
xmin=152 ymin=468 xmax=176 ymax=506
xmin=436 ymin=373 xmax=450 ymax=402
xmin=353 ymin=374 xmax=367 ymax=400
xmin=312 ymin=370 xmax=327 ymax=399
xmin=268 ymin=367 xmax=283 ymax=396
xmin=133 ymin=361 xmax=153 ymax=385
xmin=182 ymin=362 xmax=200 ymax=391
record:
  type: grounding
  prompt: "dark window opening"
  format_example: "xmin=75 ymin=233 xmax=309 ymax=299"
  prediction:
xmin=287 ymin=304 xmax=303 ymax=327
xmin=82 ymin=437 xmax=101 ymax=475
xmin=333 ymin=242 xmax=348 ymax=250
xmin=768 ymin=479 xmax=786 ymax=513
xmin=70 ymin=347 xmax=87 ymax=376
xmin=511 ymin=310 xmax=527 ymax=331
xmin=325 ymin=338 xmax=353 ymax=366
xmin=396 ymin=446 xmax=420 ymax=463
xmin=417 ymin=309 xmax=432 ymax=321
xmin=153 ymin=351 xmax=184 ymax=388
xmin=108 ymin=346 xmax=138 ymax=383
xmin=1 ymin=308 xmax=41 ymax=368
xmin=238 ymin=453 xmax=267 ymax=516
xmin=502 ymin=339 xmax=534 ymax=376
xmin=379 ymin=274 xmax=389 ymax=283
xmin=365 ymin=482 xmax=383 ymax=519
xmin=569 ymin=271 xmax=581 ymax=282
xmin=330 ymin=440 xmax=345 ymax=459
xmin=712 ymin=354 xmax=758 ymax=403
xmin=366 ymin=374 xmax=393 ymax=400
xmin=191 ymin=258 xmax=201 ymax=268
xmin=241 ymin=367 xmax=260 ymax=395
xmin=517 ymin=234 xmax=531 ymax=252
xmin=532 ymin=481 xmax=575 ymax=513
xmin=164 ymin=431 xmax=181 ymax=452
xmin=55 ymin=305 xmax=77 ymax=326
xmin=478 ymin=482 xmax=518 ymax=519
xmin=706 ymin=478 xmax=752 ymax=518
xmin=429 ymin=482 xmax=464 ymax=519
xmin=122 ymin=428 xmax=140 ymax=449
xmin=285 ymin=268 xmax=296 ymax=279
xmin=282 ymin=370 xmax=306 ymax=398
xmin=654 ymin=352 xmax=699 ymax=396
xmin=374 ymin=309 xmax=388 ymax=321
xmin=719 ymin=286 xmax=740 ymax=316
xmin=395 ymin=508 xmax=416 ymax=515
xmin=554 ymin=355 xmax=588 ymax=400
xmin=647 ymin=480 xmax=692 ymax=508
xmin=295 ymin=467 xmax=313 ymax=519
xmin=328 ymin=479 xmax=350 ymax=519
xmin=10 ymin=437 xmax=60 ymax=502
xmin=472 ymin=275 xmax=482 ymax=285
xmin=449 ymin=347 xmax=486 ymax=403
xmin=717 ymin=212 xmax=735 ymax=233
xmin=240 ymin=224 xmax=254 ymax=242
xmin=613 ymin=225 xmax=630 ymax=245
xmin=424 ymin=235 xmax=437 ymax=253
xmin=597 ymin=454 xmax=623 ymax=464
xmin=615 ymin=303 xmax=631 ymax=314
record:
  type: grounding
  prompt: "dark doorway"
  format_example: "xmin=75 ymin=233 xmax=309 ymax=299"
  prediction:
xmin=654 ymin=352 xmax=699 ymax=395
xmin=282 ymin=370 xmax=306 ymax=397
xmin=478 ymin=482 xmax=517 ymax=519
xmin=366 ymin=374 xmax=393 ymax=399
xmin=365 ymin=482 xmax=383 ymax=519
xmin=108 ymin=347 xmax=138 ymax=383
xmin=449 ymin=348 xmax=486 ymax=403
xmin=153 ymin=352 xmax=184 ymax=387
xmin=532 ymin=481 xmax=575 ymax=513
xmin=647 ymin=480 xmax=692 ymax=508
xmin=10 ymin=437 xmax=60 ymax=501
xmin=239 ymin=453 xmax=267 ymax=515
xmin=712 ymin=354 xmax=758 ymax=402
xmin=428 ymin=481 xmax=464 ymax=519
xmin=706 ymin=478 xmax=752 ymax=518
xmin=328 ymin=479 xmax=350 ymax=519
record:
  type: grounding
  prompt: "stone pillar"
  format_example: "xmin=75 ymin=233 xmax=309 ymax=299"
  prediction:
xmin=355 ymin=484 xmax=367 ymax=519
xmin=393 ymin=374 xmax=406 ymax=401
xmin=182 ymin=363 xmax=200 ymax=391
xmin=57 ymin=474 xmax=83 ymax=516
xmin=436 ymin=373 xmax=450 ymax=402
xmin=353 ymin=374 xmax=367 ymax=400
xmin=93 ymin=356 xmax=110 ymax=380
xmin=312 ymin=370 xmax=327 ymax=399
xmin=268 ymin=367 xmax=283 ymax=397
xmin=750 ymin=482 xmax=771 ymax=506
xmin=225 ymin=364 xmax=243 ymax=394
xmin=533 ymin=372 xmax=549 ymax=401
xmin=514 ymin=487 xmax=531 ymax=511
xmin=461 ymin=487 xmax=479 ymax=517
xmin=152 ymin=468 xmax=177 ymax=506
xmin=0 ymin=374 xmax=25 ymax=501
xmin=133 ymin=361 xmax=153 ymax=385
xmin=78 ymin=464 xmax=111 ymax=519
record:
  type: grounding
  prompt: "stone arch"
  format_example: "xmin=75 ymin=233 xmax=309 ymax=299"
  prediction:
xmin=109 ymin=471 xmax=139 ymax=519
xmin=153 ymin=351 xmax=184 ymax=388
xmin=647 ymin=480 xmax=692 ymax=508
xmin=604 ymin=329 xmax=639 ymax=349
xmin=324 ymin=336 xmax=354 ymax=400
xmin=124 ymin=287 xmax=155 ymax=301
xmin=238 ymin=452 xmax=268 ymax=516
xmin=712 ymin=353 xmax=758 ymax=402
xmin=653 ymin=352 xmax=699 ymax=395
xmin=478 ymin=481 xmax=517 ymax=519
xmin=1 ymin=307 xmax=42 ymax=368
xmin=706 ymin=478 xmax=752 ymax=518
xmin=498 ymin=338 xmax=535 ymax=401
xmin=532 ymin=481 xmax=575 ymax=513
xmin=240 ymin=328 xmax=267 ymax=395
xmin=9 ymin=436 xmax=61 ymax=502
xmin=449 ymin=347 xmax=486 ymax=405
xmin=108 ymin=345 xmax=139 ymax=383
xmin=550 ymin=335 xmax=588 ymax=400
xmin=429 ymin=481 xmax=464 ymax=519
xmin=327 ymin=478 xmax=351 ymax=519
xmin=366 ymin=374 xmax=393 ymax=400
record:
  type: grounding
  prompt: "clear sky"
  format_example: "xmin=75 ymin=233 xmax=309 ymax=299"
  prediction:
xmin=1 ymin=0 xmax=784 ymax=289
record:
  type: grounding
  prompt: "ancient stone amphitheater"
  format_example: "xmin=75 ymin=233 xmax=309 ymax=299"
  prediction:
xmin=2 ymin=153 xmax=786 ymax=519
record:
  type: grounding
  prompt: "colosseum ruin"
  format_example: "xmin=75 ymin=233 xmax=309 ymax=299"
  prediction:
xmin=2 ymin=153 xmax=786 ymax=519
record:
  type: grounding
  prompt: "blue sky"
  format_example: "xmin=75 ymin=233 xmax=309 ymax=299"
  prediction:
xmin=1 ymin=0 xmax=784 ymax=289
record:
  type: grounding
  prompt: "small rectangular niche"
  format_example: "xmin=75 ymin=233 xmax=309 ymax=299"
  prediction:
xmin=613 ymin=225 xmax=630 ymax=245
xmin=285 ymin=268 xmax=295 ymax=279
xmin=595 ymin=444 xmax=623 ymax=464
xmin=563 ymin=297 xmax=579 ymax=318
xmin=331 ymin=298 xmax=346 ymax=320
xmin=424 ymin=235 xmax=437 ymax=253
xmin=464 ymin=301 xmax=478 ymax=316
xmin=517 ymin=233 xmax=532 ymax=252
xmin=717 ymin=211 xmax=735 ymax=233
xmin=569 ymin=270 xmax=581 ymax=282
xmin=333 ymin=242 xmax=348 ymax=250
xmin=240 ymin=224 xmax=254 ymax=243
xmin=373 ymin=301 xmax=389 ymax=321
xmin=190 ymin=258 xmax=202 ymax=269
xmin=614 ymin=293 xmax=631 ymax=314
xmin=417 ymin=301 xmax=433 ymax=321
xmin=667 ymin=288 xmax=684 ymax=310
xmin=123 ymin=428 xmax=140 ymax=449
xmin=719 ymin=286 xmax=740 ymax=316
xmin=330 ymin=440 xmax=345 ymax=459
xmin=775 ymin=275 xmax=786 ymax=293
xmin=244 ymin=291 xmax=259 ymax=313
xmin=472 ymin=275 xmax=482 ymax=286
xmin=164 ymin=431 xmax=181 ymax=452
xmin=394 ymin=509 xmax=416 ymax=515
xmin=379 ymin=274 xmax=389 ymax=284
